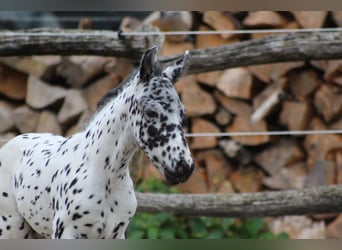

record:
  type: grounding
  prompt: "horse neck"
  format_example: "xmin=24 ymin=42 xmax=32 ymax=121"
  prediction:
xmin=83 ymin=85 xmax=139 ymax=180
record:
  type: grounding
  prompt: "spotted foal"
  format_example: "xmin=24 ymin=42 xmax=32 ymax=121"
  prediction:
xmin=0 ymin=46 xmax=194 ymax=238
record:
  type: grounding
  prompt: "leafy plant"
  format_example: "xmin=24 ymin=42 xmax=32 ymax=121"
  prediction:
xmin=127 ymin=178 xmax=288 ymax=239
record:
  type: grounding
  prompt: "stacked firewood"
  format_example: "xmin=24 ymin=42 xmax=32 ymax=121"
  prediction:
xmin=1 ymin=11 xmax=342 ymax=238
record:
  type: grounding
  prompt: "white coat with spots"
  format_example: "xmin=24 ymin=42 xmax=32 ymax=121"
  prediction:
xmin=0 ymin=46 xmax=194 ymax=238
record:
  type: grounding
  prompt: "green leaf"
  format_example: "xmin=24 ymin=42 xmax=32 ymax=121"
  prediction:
xmin=190 ymin=218 xmax=208 ymax=238
xmin=176 ymin=227 xmax=189 ymax=239
xmin=147 ymin=227 xmax=159 ymax=239
xmin=160 ymin=228 xmax=176 ymax=239
xmin=221 ymin=218 xmax=236 ymax=231
xmin=128 ymin=230 xmax=145 ymax=239
xmin=244 ymin=218 xmax=265 ymax=236
xmin=205 ymin=229 xmax=224 ymax=239
xmin=276 ymin=232 xmax=289 ymax=239
xmin=156 ymin=213 xmax=174 ymax=223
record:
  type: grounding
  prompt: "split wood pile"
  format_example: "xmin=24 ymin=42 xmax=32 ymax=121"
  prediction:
xmin=1 ymin=11 xmax=342 ymax=238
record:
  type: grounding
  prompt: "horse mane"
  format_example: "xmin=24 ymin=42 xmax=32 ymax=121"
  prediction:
xmin=96 ymin=69 xmax=138 ymax=112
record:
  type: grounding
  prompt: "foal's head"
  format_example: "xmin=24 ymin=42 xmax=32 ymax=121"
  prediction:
xmin=132 ymin=46 xmax=194 ymax=185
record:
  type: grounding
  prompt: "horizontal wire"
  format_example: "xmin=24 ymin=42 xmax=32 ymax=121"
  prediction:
xmin=120 ymin=27 xmax=342 ymax=36
xmin=1 ymin=130 xmax=341 ymax=144
xmin=185 ymin=129 xmax=342 ymax=138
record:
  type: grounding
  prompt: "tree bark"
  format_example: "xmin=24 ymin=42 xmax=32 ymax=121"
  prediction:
xmin=182 ymin=31 xmax=342 ymax=75
xmin=0 ymin=28 xmax=156 ymax=62
xmin=136 ymin=185 xmax=342 ymax=217
xmin=1 ymin=29 xmax=342 ymax=74
xmin=0 ymin=29 xmax=342 ymax=74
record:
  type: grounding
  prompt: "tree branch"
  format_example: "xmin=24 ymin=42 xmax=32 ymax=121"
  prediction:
xmin=136 ymin=185 xmax=342 ymax=217
xmin=0 ymin=28 xmax=157 ymax=62
xmin=182 ymin=31 xmax=342 ymax=75
xmin=1 ymin=30 xmax=342 ymax=75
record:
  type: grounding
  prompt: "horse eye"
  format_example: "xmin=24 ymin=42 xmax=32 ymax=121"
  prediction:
xmin=145 ymin=109 xmax=158 ymax=119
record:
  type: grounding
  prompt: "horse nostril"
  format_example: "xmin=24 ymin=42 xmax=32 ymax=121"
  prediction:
xmin=176 ymin=159 xmax=194 ymax=178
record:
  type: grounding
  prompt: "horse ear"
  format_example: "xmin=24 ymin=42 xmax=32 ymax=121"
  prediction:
xmin=163 ymin=50 xmax=189 ymax=84
xmin=139 ymin=46 xmax=159 ymax=82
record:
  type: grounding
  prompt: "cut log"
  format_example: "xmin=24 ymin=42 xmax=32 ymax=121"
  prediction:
xmin=310 ymin=60 xmax=328 ymax=71
xmin=195 ymin=25 xmax=240 ymax=49
xmin=292 ymin=11 xmax=327 ymax=28
xmin=190 ymin=118 xmax=220 ymax=149
xmin=255 ymin=138 xmax=304 ymax=175
xmin=56 ymin=56 xmax=116 ymax=88
xmin=270 ymin=61 xmax=305 ymax=81
xmin=263 ymin=162 xmax=307 ymax=190
xmin=214 ymin=91 xmax=251 ymax=117
xmin=26 ymin=75 xmax=67 ymax=109
xmin=161 ymin=40 xmax=194 ymax=57
xmin=248 ymin=61 xmax=304 ymax=83
xmin=177 ymin=166 xmax=208 ymax=194
xmin=218 ymin=139 xmax=241 ymax=158
xmin=326 ymin=156 xmax=337 ymax=185
xmin=83 ymin=73 xmax=121 ymax=112
xmin=64 ymin=110 xmax=92 ymax=137
xmin=253 ymin=77 xmax=287 ymax=110
xmin=217 ymin=180 xmax=235 ymax=193
xmin=247 ymin=64 xmax=272 ymax=83
xmin=288 ymin=69 xmax=321 ymax=100
xmin=251 ymin=78 xmax=287 ymax=123
xmin=251 ymin=88 xmax=284 ymax=124
xmin=195 ymin=70 xmax=223 ymax=87
xmin=157 ymin=11 xmax=193 ymax=43
xmin=214 ymin=107 xmax=233 ymax=126
xmin=226 ymin=116 xmax=269 ymax=146
xmin=249 ymin=62 xmax=304 ymax=83
xmin=173 ymin=75 xmax=196 ymax=94
xmin=326 ymin=214 xmax=342 ymax=239
xmin=203 ymin=11 xmax=239 ymax=39
xmin=243 ymin=11 xmax=288 ymax=27
xmin=267 ymin=216 xmax=325 ymax=239
xmin=12 ymin=105 xmax=40 ymax=133
xmin=119 ymin=16 xmax=142 ymax=33
xmin=196 ymin=149 xmax=232 ymax=192
xmin=216 ymin=67 xmax=253 ymax=100
xmin=146 ymin=11 xmax=192 ymax=43
xmin=0 ymin=56 xmax=61 ymax=79
xmin=262 ymin=173 xmax=288 ymax=190
xmin=331 ymin=75 xmax=342 ymax=86
xmin=230 ymin=167 xmax=264 ymax=193
xmin=332 ymin=11 xmax=342 ymax=27
xmin=280 ymin=100 xmax=313 ymax=131
xmin=57 ymin=89 xmax=88 ymax=127
xmin=331 ymin=118 xmax=342 ymax=130
xmin=335 ymin=150 xmax=342 ymax=185
xmin=36 ymin=111 xmax=62 ymax=135
xmin=304 ymin=118 xmax=342 ymax=166
xmin=0 ymin=101 xmax=15 ymax=133
xmin=181 ymin=81 xmax=216 ymax=117
xmin=323 ymin=59 xmax=342 ymax=82
xmin=304 ymin=159 xmax=330 ymax=187
xmin=314 ymin=84 xmax=342 ymax=123
xmin=0 ymin=63 xmax=27 ymax=100
xmin=219 ymin=139 xmax=252 ymax=166
xmin=0 ymin=132 xmax=16 ymax=147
